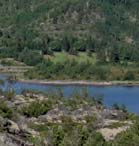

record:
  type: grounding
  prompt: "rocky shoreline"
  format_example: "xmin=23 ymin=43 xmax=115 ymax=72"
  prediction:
xmin=19 ymin=79 xmax=139 ymax=86
xmin=0 ymin=89 xmax=133 ymax=145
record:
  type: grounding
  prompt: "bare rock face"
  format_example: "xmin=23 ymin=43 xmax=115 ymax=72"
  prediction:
xmin=0 ymin=133 xmax=8 ymax=146
xmin=101 ymin=109 xmax=127 ymax=120
xmin=0 ymin=133 xmax=18 ymax=146
xmin=98 ymin=126 xmax=129 ymax=141
xmin=24 ymin=93 xmax=46 ymax=101
xmin=2 ymin=134 xmax=34 ymax=146
xmin=39 ymin=107 xmax=68 ymax=123
xmin=14 ymin=95 xmax=27 ymax=105
xmin=0 ymin=133 xmax=29 ymax=146
xmin=2 ymin=119 xmax=35 ymax=146
xmin=4 ymin=120 xmax=20 ymax=134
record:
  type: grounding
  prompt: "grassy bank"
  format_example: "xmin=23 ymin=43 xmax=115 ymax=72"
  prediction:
xmin=44 ymin=52 xmax=97 ymax=64
xmin=25 ymin=59 xmax=139 ymax=81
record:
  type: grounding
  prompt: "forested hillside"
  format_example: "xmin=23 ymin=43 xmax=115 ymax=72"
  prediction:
xmin=0 ymin=0 xmax=139 ymax=80
xmin=1 ymin=2 xmax=139 ymax=146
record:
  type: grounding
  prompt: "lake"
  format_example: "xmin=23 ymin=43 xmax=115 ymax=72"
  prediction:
xmin=1 ymin=75 xmax=139 ymax=114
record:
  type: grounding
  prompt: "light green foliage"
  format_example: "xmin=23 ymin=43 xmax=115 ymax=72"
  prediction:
xmin=52 ymin=52 xmax=97 ymax=64
xmin=28 ymin=136 xmax=44 ymax=146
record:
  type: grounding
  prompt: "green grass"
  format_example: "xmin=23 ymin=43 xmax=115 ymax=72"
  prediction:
xmin=44 ymin=52 xmax=97 ymax=64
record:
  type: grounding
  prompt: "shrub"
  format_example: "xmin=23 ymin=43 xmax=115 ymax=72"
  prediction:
xmin=123 ymin=71 xmax=135 ymax=81
xmin=21 ymin=100 xmax=52 ymax=117
xmin=18 ymin=49 xmax=43 ymax=66
xmin=0 ymin=102 xmax=13 ymax=119
xmin=4 ymin=89 xmax=15 ymax=100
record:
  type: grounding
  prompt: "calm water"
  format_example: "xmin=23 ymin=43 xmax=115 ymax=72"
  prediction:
xmin=1 ymin=75 xmax=139 ymax=114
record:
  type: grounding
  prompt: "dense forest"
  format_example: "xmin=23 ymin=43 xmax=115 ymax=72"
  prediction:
xmin=0 ymin=0 xmax=139 ymax=80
